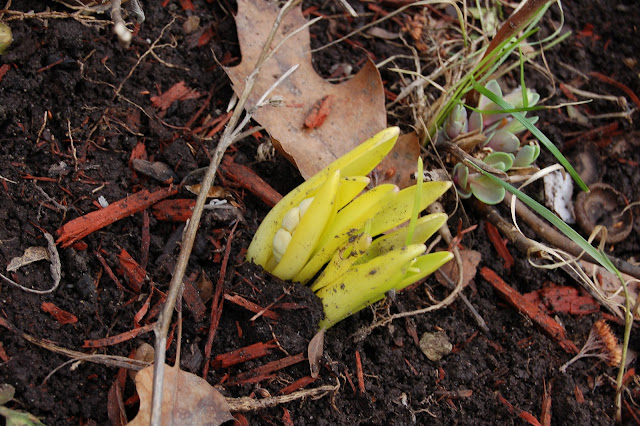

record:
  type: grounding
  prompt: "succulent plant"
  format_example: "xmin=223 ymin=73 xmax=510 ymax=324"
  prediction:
xmin=443 ymin=80 xmax=541 ymax=204
xmin=247 ymin=127 xmax=453 ymax=330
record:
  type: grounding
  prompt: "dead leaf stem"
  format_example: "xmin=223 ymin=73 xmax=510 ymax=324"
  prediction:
xmin=150 ymin=1 xmax=304 ymax=424
xmin=0 ymin=232 xmax=61 ymax=294
xmin=0 ymin=317 xmax=150 ymax=373
xmin=225 ymin=379 xmax=340 ymax=412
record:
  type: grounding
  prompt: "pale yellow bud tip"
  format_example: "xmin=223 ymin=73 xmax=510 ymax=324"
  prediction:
xmin=272 ymin=228 xmax=292 ymax=262
xmin=281 ymin=207 xmax=300 ymax=233
xmin=298 ymin=197 xmax=314 ymax=218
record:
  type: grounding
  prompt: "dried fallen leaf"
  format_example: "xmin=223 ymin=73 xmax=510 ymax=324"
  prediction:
xmin=374 ymin=132 xmax=421 ymax=189
xmin=6 ymin=246 xmax=49 ymax=272
xmin=185 ymin=184 xmax=230 ymax=199
xmin=435 ymin=249 xmax=481 ymax=288
xmin=308 ymin=329 xmax=324 ymax=378
xmin=225 ymin=0 xmax=386 ymax=179
xmin=1 ymin=232 xmax=61 ymax=294
xmin=127 ymin=364 xmax=234 ymax=426
xmin=196 ymin=271 xmax=214 ymax=304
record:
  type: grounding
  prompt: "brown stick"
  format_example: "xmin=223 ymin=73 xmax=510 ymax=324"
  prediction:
xmin=56 ymin=187 xmax=177 ymax=247
xmin=481 ymin=267 xmax=578 ymax=354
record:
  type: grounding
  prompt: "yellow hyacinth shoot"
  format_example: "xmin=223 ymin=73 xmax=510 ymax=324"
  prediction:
xmin=247 ymin=127 xmax=453 ymax=329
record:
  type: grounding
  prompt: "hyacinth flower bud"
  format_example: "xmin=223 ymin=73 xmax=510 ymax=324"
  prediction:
xmin=248 ymin=127 xmax=454 ymax=329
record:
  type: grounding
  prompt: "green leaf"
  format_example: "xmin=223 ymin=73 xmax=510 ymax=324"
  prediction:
xmin=317 ymin=244 xmax=427 ymax=330
xmin=484 ymin=151 xmax=514 ymax=171
xmin=469 ymin=175 xmax=505 ymax=205
xmin=369 ymin=182 xmax=451 ymax=236
xmin=0 ymin=406 xmax=45 ymax=426
xmin=357 ymin=213 xmax=448 ymax=265
xmin=395 ymin=251 xmax=454 ymax=289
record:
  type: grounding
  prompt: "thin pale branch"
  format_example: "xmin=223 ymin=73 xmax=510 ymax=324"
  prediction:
xmin=150 ymin=1 xmax=303 ymax=424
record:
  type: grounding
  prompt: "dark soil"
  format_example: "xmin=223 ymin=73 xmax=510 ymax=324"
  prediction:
xmin=0 ymin=0 xmax=639 ymax=424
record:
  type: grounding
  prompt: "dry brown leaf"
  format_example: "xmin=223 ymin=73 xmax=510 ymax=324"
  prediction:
xmin=225 ymin=0 xmax=386 ymax=179
xmin=579 ymin=260 xmax=640 ymax=320
xmin=127 ymin=364 xmax=234 ymax=426
xmin=374 ymin=131 xmax=421 ymax=189
xmin=196 ymin=271 xmax=214 ymax=304
xmin=6 ymin=246 xmax=49 ymax=272
xmin=185 ymin=184 xmax=230 ymax=199
xmin=308 ymin=329 xmax=324 ymax=378
xmin=435 ymin=249 xmax=481 ymax=289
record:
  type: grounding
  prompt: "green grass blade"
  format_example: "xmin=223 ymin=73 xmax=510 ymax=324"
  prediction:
xmin=468 ymin=161 xmax=612 ymax=273
xmin=471 ymin=79 xmax=589 ymax=191
xmin=435 ymin=29 xmax=538 ymax=132
xmin=464 ymin=102 xmax=545 ymax=115
xmin=519 ymin=46 xmax=528 ymax=108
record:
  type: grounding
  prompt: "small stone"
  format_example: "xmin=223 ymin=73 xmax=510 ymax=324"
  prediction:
xmin=419 ymin=330 xmax=452 ymax=361
xmin=183 ymin=15 xmax=201 ymax=34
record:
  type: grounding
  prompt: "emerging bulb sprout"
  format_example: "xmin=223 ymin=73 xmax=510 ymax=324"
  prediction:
xmin=272 ymin=197 xmax=313 ymax=262
xmin=559 ymin=319 xmax=622 ymax=373
xmin=247 ymin=127 xmax=453 ymax=329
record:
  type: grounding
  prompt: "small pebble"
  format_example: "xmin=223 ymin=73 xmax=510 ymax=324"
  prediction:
xmin=419 ymin=330 xmax=452 ymax=361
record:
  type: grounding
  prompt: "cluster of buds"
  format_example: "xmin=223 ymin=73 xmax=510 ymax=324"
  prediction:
xmin=444 ymin=80 xmax=541 ymax=204
xmin=247 ymin=127 xmax=453 ymax=330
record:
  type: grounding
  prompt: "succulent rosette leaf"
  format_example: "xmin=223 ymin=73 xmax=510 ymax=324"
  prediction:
xmin=512 ymin=143 xmax=540 ymax=168
xmin=443 ymin=79 xmax=542 ymax=204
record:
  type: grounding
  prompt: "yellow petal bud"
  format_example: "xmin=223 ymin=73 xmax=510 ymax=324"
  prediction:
xmin=281 ymin=207 xmax=300 ymax=233
xmin=272 ymin=228 xmax=292 ymax=262
xmin=298 ymin=197 xmax=314 ymax=218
